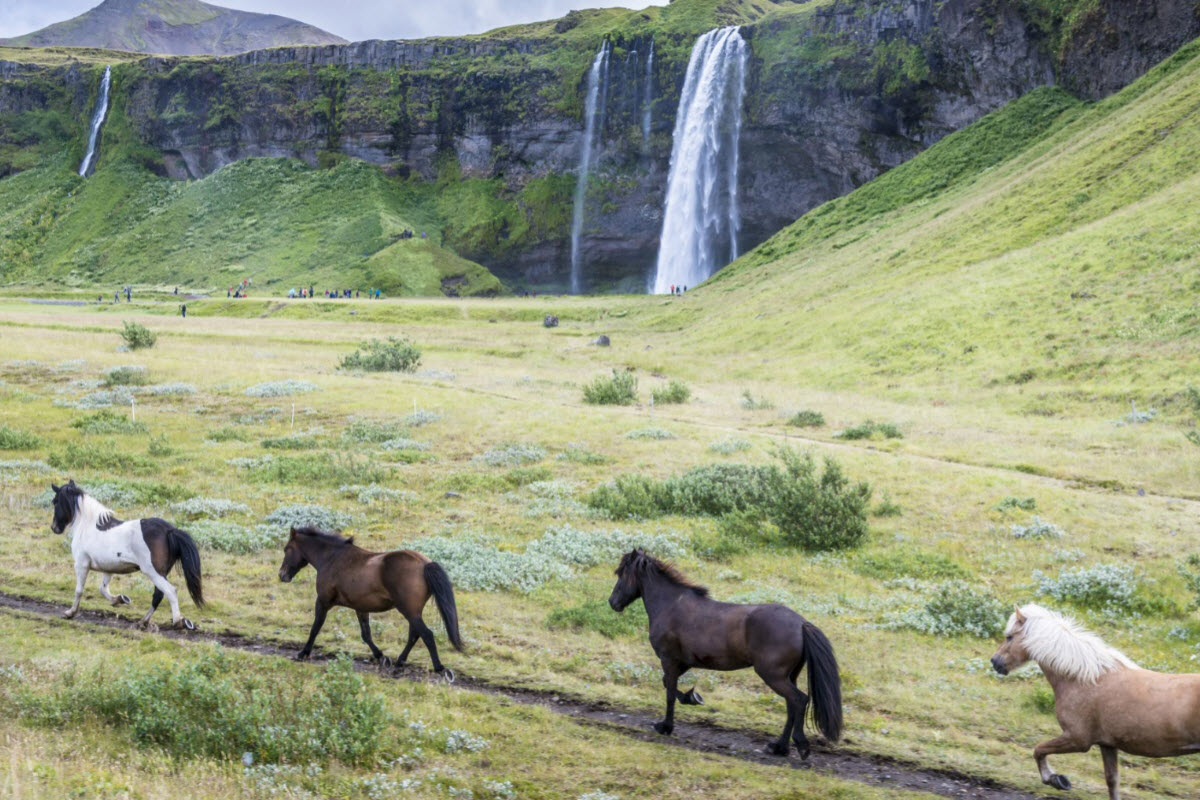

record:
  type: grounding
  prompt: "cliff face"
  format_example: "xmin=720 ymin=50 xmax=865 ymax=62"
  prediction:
xmin=4 ymin=0 xmax=1199 ymax=290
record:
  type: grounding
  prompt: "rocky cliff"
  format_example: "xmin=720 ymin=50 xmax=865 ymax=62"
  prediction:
xmin=3 ymin=0 xmax=1199 ymax=291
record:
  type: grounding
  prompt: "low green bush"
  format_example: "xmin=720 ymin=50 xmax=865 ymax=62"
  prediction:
xmin=886 ymin=581 xmax=1006 ymax=638
xmin=582 ymin=370 xmax=638 ymax=405
xmin=547 ymin=599 xmax=649 ymax=638
xmin=120 ymin=321 xmax=157 ymax=350
xmin=340 ymin=336 xmax=421 ymax=373
xmin=853 ymin=549 xmax=969 ymax=580
xmin=788 ymin=409 xmax=825 ymax=428
xmin=651 ymin=379 xmax=691 ymax=405
xmin=262 ymin=434 xmax=319 ymax=450
xmin=838 ymin=420 xmax=903 ymax=440
xmin=70 ymin=409 xmax=148 ymax=436
xmin=0 ymin=425 xmax=41 ymax=450
xmin=104 ymin=365 xmax=150 ymax=387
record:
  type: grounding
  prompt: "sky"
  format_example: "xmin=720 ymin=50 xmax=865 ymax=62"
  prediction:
xmin=0 ymin=0 xmax=669 ymax=41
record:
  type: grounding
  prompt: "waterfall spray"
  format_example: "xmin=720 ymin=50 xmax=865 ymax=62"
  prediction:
xmin=642 ymin=37 xmax=655 ymax=152
xmin=569 ymin=40 xmax=611 ymax=295
xmin=78 ymin=65 xmax=112 ymax=178
xmin=650 ymin=28 xmax=748 ymax=294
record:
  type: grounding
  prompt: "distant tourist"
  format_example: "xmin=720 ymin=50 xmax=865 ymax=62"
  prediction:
xmin=180 ymin=304 xmax=186 ymax=318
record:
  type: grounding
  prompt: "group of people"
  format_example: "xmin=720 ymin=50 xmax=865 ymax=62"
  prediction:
xmin=668 ymin=284 xmax=688 ymax=295
xmin=285 ymin=287 xmax=385 ymax=299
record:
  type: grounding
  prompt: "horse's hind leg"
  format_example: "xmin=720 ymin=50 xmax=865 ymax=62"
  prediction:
xmin=394 ymin=621 xmax=421 ymax=667
xmin=1034 ymin=733 xmax=1091 ymax=791
xmin=788 ymin=661 xmax=811 ymax=757
xmin=139 ymin=589 xmax=163 ymax=627
xmin=1100 ymin=745 xmax=1120 ymax=800
xmin=356 ymin=612 xmax=387 ymax=664
xmin=138 ymin=564 xmax=185 ymax=629
xmin=98 ymin=574 xmax=131 ymax=606
xmin=759 ymin=667 xmax=808 ymax=757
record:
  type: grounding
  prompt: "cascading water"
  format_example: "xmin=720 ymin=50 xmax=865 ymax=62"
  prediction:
xmin=78 ymin=65 xmax=112 ymax=178
xmin=569 ymin=40 xmax=611 ymax=295
xmin=642 ymin=37 xmax=655 ymax=152
xmin=650 ymin=27 xmax=748 ymax=294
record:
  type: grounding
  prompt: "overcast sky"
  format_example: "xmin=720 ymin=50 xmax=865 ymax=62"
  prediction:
xmin=0 ymin=0 xmax=669 ymax=41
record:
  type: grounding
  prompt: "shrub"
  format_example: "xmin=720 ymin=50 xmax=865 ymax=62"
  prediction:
xmin=1177 ymin=555 xmax=1200 ymax=609
xmin=788 ymin=410 xmax=825 ymax=428
xmin=380 ymin=438 xmax=431 ymax=452
xmin=16 ymin=650 xmax=387 ymax=765
xmin=147 ymin=434 xmax=174 ymax=457
xmin=339 ymin=484 xmax=417 ymax=505
xmin=340 ymin=337 xmax=421 ymax=373
xmin=0 ymin=425 xmax=41 ymax=450
xmin=261 ymin=434 xmax=318 ymax=450
xmin=739 ymin=390 xmax=773 ymax=410
xmin=995 ymin=496 xmax=1037 ymax=512
xmin=169 ymin=497 xmax=251 ymax=519
xmin=872 ymin=492 xmax=902 ymax=517
xmin=475 ymin=443 xmax=546 ymax=467
xmin=141 ymin=382 xmax=196 ymax=396
xmin=244 ymin=380 xmax=320 ymax=397
xmin=1034 ymin=564 xmax=1138 ymax=612
xmin=768 ymin=450 xmax=873 ymax=551
xmin=264 ymin=504 xmax=353 ymax=531
xmin=205 ymin=426 xmax=248 ymax=443
xmin=249 ymin=454 xmax=388 ymax=486
xmin=708 ymin=438 xmax=752 ymax=455
xmin=189 ymin=522 xmax=281 ymax=554
xmin=407 ymin=535 xmax=571 ymax=593
xmin=651 ymin=380 xmax=691 ymax=405
xmin=120 ymin=321 xmax=157 ymax=350
xmin=525 ymin=523 xmax=686 ymax=566
xmin=838 ymin=420 xmax=903 ymax=440
xmin=73 ymin=387 xmax=135 ymax=409
xmin=505 ymin=466 xmax=554 ymax=486
xmin=547 ymin=599 xmax=649 ymax=638
xmin=886 ymin=581 xmax=1006 ymax=638
xmin=624 ymin=427 xmax=675 ymax=440
xmin=342 ymin=418 xmax=410 ymax=443
xmin=1010 ymin=517 xmax=1064 ymax=540
xmin=104 ymin=365 xmax=149 ymax=387
xmin=582 ymin=370 xmax=637 ymax=405
xmin=48 ymin=441 xmax=153 ymax=474
xmin=402 ymin=410 xmax=442 ymax=428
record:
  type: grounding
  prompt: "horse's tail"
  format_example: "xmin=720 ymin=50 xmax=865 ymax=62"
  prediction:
xmin=424 ymin=561 xmax=463 ymax=651
xmin=801 ymin=619 xmax=842 ymax=742
xmin=167 ymin=527 xmax=205 ymax=608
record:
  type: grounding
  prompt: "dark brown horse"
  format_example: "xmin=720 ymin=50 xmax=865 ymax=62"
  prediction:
xmin=278 ymin=526 xmax=463 ymax=677
xmin=609 ymin=549 xmax=842 ymax=757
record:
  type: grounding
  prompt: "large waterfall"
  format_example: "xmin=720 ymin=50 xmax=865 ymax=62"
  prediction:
xmin=78 ymin=65 xmax=112 ymax=178
xmin=650 ymin=28 xmax=748 ymax=294
xmin=642 ymin=37 xmax=655 ymax=152
xmin=569 ymin=40 xmax=611 ymax=295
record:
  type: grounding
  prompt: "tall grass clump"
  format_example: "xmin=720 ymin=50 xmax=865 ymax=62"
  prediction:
xmin=245 ymin=380 xmax=320 ymax=397
xmin=582 ymin=370 xmax=637 ymax=405
xmin=625 ymin=427 xmax=676 ymax=440
xmin=0 ymin=425 xmax=41 ymax=449
xmin=651 ymin=380 xmax=691 ymax=405
xmin=547 ymin=599 xmax=649 ymax=638
xmin=838 ymin=420 xmax=903 ymax=440
xmin=740 ymin=390 xmax=773 ymax=410
xmin=104 ymin=365 xmax=149 ymax=387
xmin=342 ymin=418 xmax=410 ymax=443
xmin=188 ymin=522 xmax=281 ymax=554
xmin=340 ymin=337 xmax=421 ymax=373
xmin=119 ymin=321 xmax=157 ymax=350
xmin=708 ymin=438 xmax=752 ymax=455
xmin=587 ymin=448 xmax=872 ymax=551
xmin=885 ymin=581 xmax=1006 ymax=638
xmin=1010 ymin=517 xmax=1064 ymax=539
xmin=407 ymin=535 xmax=571 ymax=593
xmin=475 ymin=443 xmax=546 ymax=467
xmin=265 ymin=504 xmax=353 ymax=531
xmin=788 ymin=410 xmax=825 ymax=428
xmin=15 ymin=650 xmax=387 ymax=765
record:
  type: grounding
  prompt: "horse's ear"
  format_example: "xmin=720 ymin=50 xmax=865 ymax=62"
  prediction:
xmin=67 ymin=479 xmax=76 ymax=487
xmin=51 ymin=483 xmax=60 ymax=493
xmin=1013 ymin=604 xmax=1026 ymax=624
xmin=289 ymin=527 xmax=297 ymax=538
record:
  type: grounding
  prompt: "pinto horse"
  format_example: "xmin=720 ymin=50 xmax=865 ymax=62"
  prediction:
xmin=278 ymin=526 xmax=463 ymax=677
xmin=992 ymin=603 xmax=1200 ymax=799
xmin=48 ymin=480 xmax=204 ymax=629
xmin=609 ymin=549 xmax=842 ymax=757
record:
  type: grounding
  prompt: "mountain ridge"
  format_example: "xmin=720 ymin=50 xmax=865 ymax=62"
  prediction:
xmin=0 ymin=0 xmax=347 ymax=56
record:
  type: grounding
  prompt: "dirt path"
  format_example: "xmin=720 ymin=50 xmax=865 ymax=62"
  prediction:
xmin=0 ymin=590 xmax=1048 ymax=800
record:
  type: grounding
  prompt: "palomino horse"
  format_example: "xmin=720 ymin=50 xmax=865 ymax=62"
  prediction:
xmin=609 ymin=549 xmax=842 ymax=757
xmin=278 ymin=526 xmax=463 ymax=677
xmin=48 ymin=480 xmax=204 ymax=629
xmin=992 ymin=603 xmax=1200 ymax=799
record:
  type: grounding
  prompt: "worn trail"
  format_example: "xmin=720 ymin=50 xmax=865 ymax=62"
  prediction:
xmin=0 ymin=590 xmax=1048 ymax=800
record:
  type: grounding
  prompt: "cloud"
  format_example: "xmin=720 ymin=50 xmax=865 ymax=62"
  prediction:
xmin=0 ymin=0 xmax=669 ymax=41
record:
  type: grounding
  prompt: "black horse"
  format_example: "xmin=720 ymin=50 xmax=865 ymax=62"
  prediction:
xmin=609 ymin=549 xmax=843 ymax=757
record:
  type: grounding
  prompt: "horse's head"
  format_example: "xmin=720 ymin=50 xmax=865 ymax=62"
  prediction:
xmin=991 ymin=605 xmax=1032 ymax=675
xmin=49 ymin=480 xmax=81 ymax=535
xmin=609 ymin=548 xmax=646 ymax=612
xmin=278 ymin=528 xmax=310 ymax=582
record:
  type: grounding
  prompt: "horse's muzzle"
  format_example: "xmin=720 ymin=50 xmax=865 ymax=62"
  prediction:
xmin=990 ymin=655 xmax=1009 ymax=675
xmin=279 ymin=569 xmax=292 ymax=583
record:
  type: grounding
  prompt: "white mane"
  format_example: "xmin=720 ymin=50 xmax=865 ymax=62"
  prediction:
xmin=1008 ymin=603 xmax=1139 ymax=684
xmin=71 ymin=491 xmax=118 ymax=535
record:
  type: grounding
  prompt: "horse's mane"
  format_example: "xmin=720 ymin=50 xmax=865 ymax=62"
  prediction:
xmin=621 ymin=550 xmax=708 ymax=597
xmin=70 ymin=486 xmax=122 ymax=531
xmin=1011 ymin=603 xmax=1139 ymax=684
xmin=293 ymin=525 xmax=354 ymax=546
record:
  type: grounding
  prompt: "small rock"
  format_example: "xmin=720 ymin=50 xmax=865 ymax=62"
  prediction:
xmin=592 ymin=335 xmax=610 ymax=347
xmin=443 ymin=491 xmax=462 ymax=499
xmin=543 ymin=314 xmax=559 ymax=328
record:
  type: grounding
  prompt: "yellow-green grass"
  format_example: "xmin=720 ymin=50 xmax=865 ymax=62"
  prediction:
xmin=0 ymin=301 xmax=1198 ymax=799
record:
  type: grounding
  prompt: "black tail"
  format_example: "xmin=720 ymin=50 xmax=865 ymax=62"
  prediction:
xmin=802 ymin=620 xmax=842 ymax=742
xmin=167 ymin=528 xmax=205 ymax=608
xmin=424 ymin=561 xmax=462 ymax=651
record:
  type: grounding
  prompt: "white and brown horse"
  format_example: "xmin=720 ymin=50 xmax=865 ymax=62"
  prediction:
xmin=992 ymin=603 xmax=1200 ymax=799
xmin=49 ymin=480 xmax=204 ymax=630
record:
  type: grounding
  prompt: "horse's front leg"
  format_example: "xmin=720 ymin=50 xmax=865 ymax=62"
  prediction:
xmin=655 ymin=662 xmax=681 ymax=736
xmin=63 ymin=559 xmax=89 ymax=618
xmin=1034 ymin=733 xmax=1091 ymax=791
xmin=98 ymin=574 xmax=131 ymax=606
xmin=1100 ymin=745 xmax=1120 ymax=800
xmin=296 ymin=598 xmax=329 ymax=660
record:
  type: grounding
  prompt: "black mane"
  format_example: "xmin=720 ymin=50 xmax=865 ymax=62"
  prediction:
xmin=619 ymin=549 xmax=708 ymax=597
xmin=293 ymin=525 xmax=354 ymax=546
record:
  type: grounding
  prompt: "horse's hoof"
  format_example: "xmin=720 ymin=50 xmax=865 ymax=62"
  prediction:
xmin=1047 ymin=775 xmax=1071 ymax=791
xmin=796 ymin=744 xmax=811 ymax=761
xmin=766 ymin=742 xmax=790 ymax=757
xmin=653 ymin=721 xmax=674 ymax=736
xmin=439 ymin=668 xmax=455 ymax=685
xmin=116 ymin=594 xmax=131 ymax=606
xmin=61 ymin=610 xmax=77 ymax=619
xmin=681 ymin=689 xmax=704 ymax=706
xmin=378 ymin=656 xmax=393 ymax=670
xmin=294 ymin=651 xmax=311 ymax=662
xmin=179 ymin=618 xmax=196 ymax=632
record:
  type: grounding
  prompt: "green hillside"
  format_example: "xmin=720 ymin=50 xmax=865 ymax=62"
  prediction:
xmin=675 ymin=37 xmax=1200 ymax=409
xmin=0 ymin=155 xmax=502 ymax=296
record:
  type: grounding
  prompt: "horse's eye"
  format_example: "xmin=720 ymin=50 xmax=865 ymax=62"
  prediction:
xmin=1005 ymin=635 xmax=1013 ymax=642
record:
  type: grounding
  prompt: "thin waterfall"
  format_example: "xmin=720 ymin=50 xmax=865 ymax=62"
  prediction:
xmin=642 ymin=37 xmax=655 ymax=152
xmin=78 ymin=65 xmax=112 ymax=178
xmin=650 ymin=28 xmax=748 ymax=294
xmin=569 ymin=40 xmax=611 ymax=295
